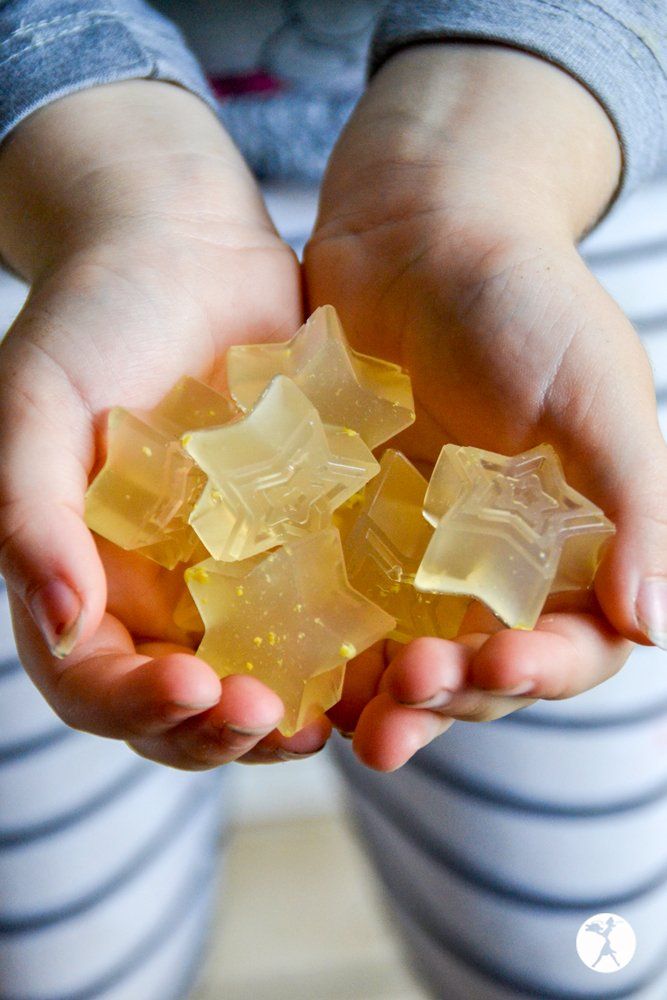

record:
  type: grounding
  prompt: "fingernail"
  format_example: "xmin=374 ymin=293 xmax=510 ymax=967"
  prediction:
xmin=399 ymin=689 xmax=453 ymax=710
xmin=28 ymin=580 xmax=84 ymax=659
xmin=225 ymin=722 xmax=275 ymax=738
xmin=483 ymin=680 xmax=534 ymax=697
xmin=274 ymin=745 xmax=326 ymax=761
xmin=169 ymin=698 xmax=219 ymax=714
xmin=636 ymin=578 xmax=667 ymax=650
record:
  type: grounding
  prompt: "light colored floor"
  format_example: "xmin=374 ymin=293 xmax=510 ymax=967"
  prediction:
xmin=192 ymin=758 xmax=429 ymax=1000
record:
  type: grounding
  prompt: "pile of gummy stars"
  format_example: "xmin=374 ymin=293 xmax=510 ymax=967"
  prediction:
xmin=85 ymin=306 xmax=615 ymax=736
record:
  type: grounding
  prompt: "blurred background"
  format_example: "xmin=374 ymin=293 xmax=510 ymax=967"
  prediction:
xmin=192 ymin=750 xmax=427 ymax=1000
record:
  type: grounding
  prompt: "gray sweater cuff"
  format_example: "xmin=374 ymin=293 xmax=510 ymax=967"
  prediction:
xmin=370 ymin=0 xmax=667 ymax=198
xmin=0 ymin=1 xmax=216 ymax=145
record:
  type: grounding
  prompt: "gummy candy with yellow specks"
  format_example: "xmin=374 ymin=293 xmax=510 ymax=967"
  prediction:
xmin=185 ymin=528 xmax=395 ymax=736
xmin=84 ymin=378 xmax=239 ymax=569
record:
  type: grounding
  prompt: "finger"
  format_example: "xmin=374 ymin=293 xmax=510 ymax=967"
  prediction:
xmin=467 ymin=611 xmax=631 ymax=700
xmin=378 ymin=635 xmax=531 ymax=722
xmin=135 ymin=641 xmax=195 ymax=657
xmin=9 ymin=592 xmax=221 ymax=737
xmin=237 ymin=715 xmax=332 ymax=765
xmin=381 ymin=612 xmax=629 ymax=724
xmin=96 ymin=537 xmax=196 ymax=646
xmin=546 ymin=280 xmax=667 ymax=651
xmin=379 ymin=636 xmax=472 ymax=710
xmin=327 ymin=641 xmax=386 ymax=734
xmin=128 ymin=674 xmax=287 ymax=770
xmin=12 ymin=575 xmax=321 ymax=770
xmin=428 ymin=689 xmax=537 ymax=723
xmin=589 ymin=405 xmax=667 ymax=650
xmin=137 ymin=642 xmax=331 ymax=766
xmin=0 ymin=320 xmax=106 ymax=658
xmin=385 ymin=614 xmax=628 ymax=707
xmin=353 ymin=692 xmax=453 ymax=772
xmin=596 ymin=483 xmax=667 ymax=649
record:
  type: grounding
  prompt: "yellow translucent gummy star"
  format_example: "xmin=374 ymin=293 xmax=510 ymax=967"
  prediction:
xmin=183 ymin=375 xmax=380 ymax=562
xmin=185 ymin=528 xmax=395 ymax=735
xmin=415 ymin=443 xmax=615 ymax=629
xmin=84 ymin=378 xmax=239 ymax=569
xmin=343 ymin=450 xmax=470 ymax=642
xmin=226 ymin=305 xmax=415 ymax=449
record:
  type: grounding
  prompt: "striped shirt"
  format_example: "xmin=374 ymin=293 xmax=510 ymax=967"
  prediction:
xmin=1 ymin=3 xmax=667 ymax=998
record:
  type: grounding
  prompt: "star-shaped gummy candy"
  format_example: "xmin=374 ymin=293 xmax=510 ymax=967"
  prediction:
xmin=226 ymin=305 xmax=415 ymax=449
xmin=182 ymin=376 xmax=380 ymax=561
xmin=344 ymin=451 xmax=469 ymax=641
xmin=84 ymin=377 xmax=239 ymax=568
xmin=415 ymin=443 xmax=615 ymax=629
xmin=185 ymin=528 xmax=395 ymax=735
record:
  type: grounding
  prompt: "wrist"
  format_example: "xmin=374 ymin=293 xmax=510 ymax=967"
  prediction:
xmin=320 ymin=44 xmax=621 ymax=244
xmin=0 ymin=80 xmax=267 ymax=280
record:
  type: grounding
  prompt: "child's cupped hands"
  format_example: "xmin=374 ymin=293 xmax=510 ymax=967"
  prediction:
xmin=306 ymin=45 xmax=667 ymax=770
xmin=3 ymin=50 xmax=666 ymax=775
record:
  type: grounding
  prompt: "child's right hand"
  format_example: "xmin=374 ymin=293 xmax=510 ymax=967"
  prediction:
xmin=0 ymin=80 xmax=331 ymax=768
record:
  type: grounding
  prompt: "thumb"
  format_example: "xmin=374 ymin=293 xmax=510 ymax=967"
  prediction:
xmin=594 ymin=430 xmax=667 ymax=651
xmin=531 ymin=257 xmax=667 ymax=653
xmin=0 ymin=316 xmax=106 ymax=658
xmin=556 ymin=298 xmax=667 ymax=651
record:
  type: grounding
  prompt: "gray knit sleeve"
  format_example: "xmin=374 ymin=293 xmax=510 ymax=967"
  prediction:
xmin=0 ymin=0 xmax=216 ymax=145
xmin=370 ymin=0 xmax=667 ymax=197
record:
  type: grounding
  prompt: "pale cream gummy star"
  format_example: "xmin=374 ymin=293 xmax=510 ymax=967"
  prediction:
xmin=84 ymin=378 xmax=239 ymax=569
xmin=182 ymin=375 xmax=380 ymax=562
xmin=227 ymin=304 xmax=415 ymax=449
xmin=343 ymin=450 xmax=469 ymax=642
xmin=415 ymin=443 xmax=615 ymax=629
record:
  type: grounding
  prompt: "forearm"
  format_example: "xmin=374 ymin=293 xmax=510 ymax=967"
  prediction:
xmin=319 ymin=44 xmax=621 ymax=246
xmin=0 ymin=79 xmax=269 ymax=281
xmin=370 ymin=0 xmax=667 ymax=199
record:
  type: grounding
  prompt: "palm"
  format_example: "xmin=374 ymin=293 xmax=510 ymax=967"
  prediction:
xmin=2 ymin=212 xmax=322 ymax=766
xmin=307 ymin=210 xmax=654 ymax=491
xmin=109 ymin=237 xmax=298 ymax=618
xmin=32 ymin=228 xmax=300 ymax=643
xmin=304 ymin=165 xmax=650 ymax=765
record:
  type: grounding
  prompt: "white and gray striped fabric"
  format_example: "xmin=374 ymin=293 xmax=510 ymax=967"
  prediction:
xmin=0 ymin=577 xmax=229 ymax=999
xmin=334 ymin=176 xmax=667 ymax=999
xmin=2 ymin=176 xmax=667 ymax=999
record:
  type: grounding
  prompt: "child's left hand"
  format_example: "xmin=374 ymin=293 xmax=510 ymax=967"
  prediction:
xmin=305 ymin=45 xmax=662 ymax=770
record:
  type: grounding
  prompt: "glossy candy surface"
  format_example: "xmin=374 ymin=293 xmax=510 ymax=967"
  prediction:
xmin=344 ymin=451 xmax=469 ymax=641
xmin=227 ymin=304 xmax=415 ymax=449
xmin=183 ymin=375 xmax=379 ymax=562
xmin=84 ymin=378 xmax=239 ymax=568
xmin=85 ymin=340 xmax=614 ymax=737
xmin=185 ymin=529 xmax=395 ymax=736
xmin=415 ymin=443 xmax=615 ymax=629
